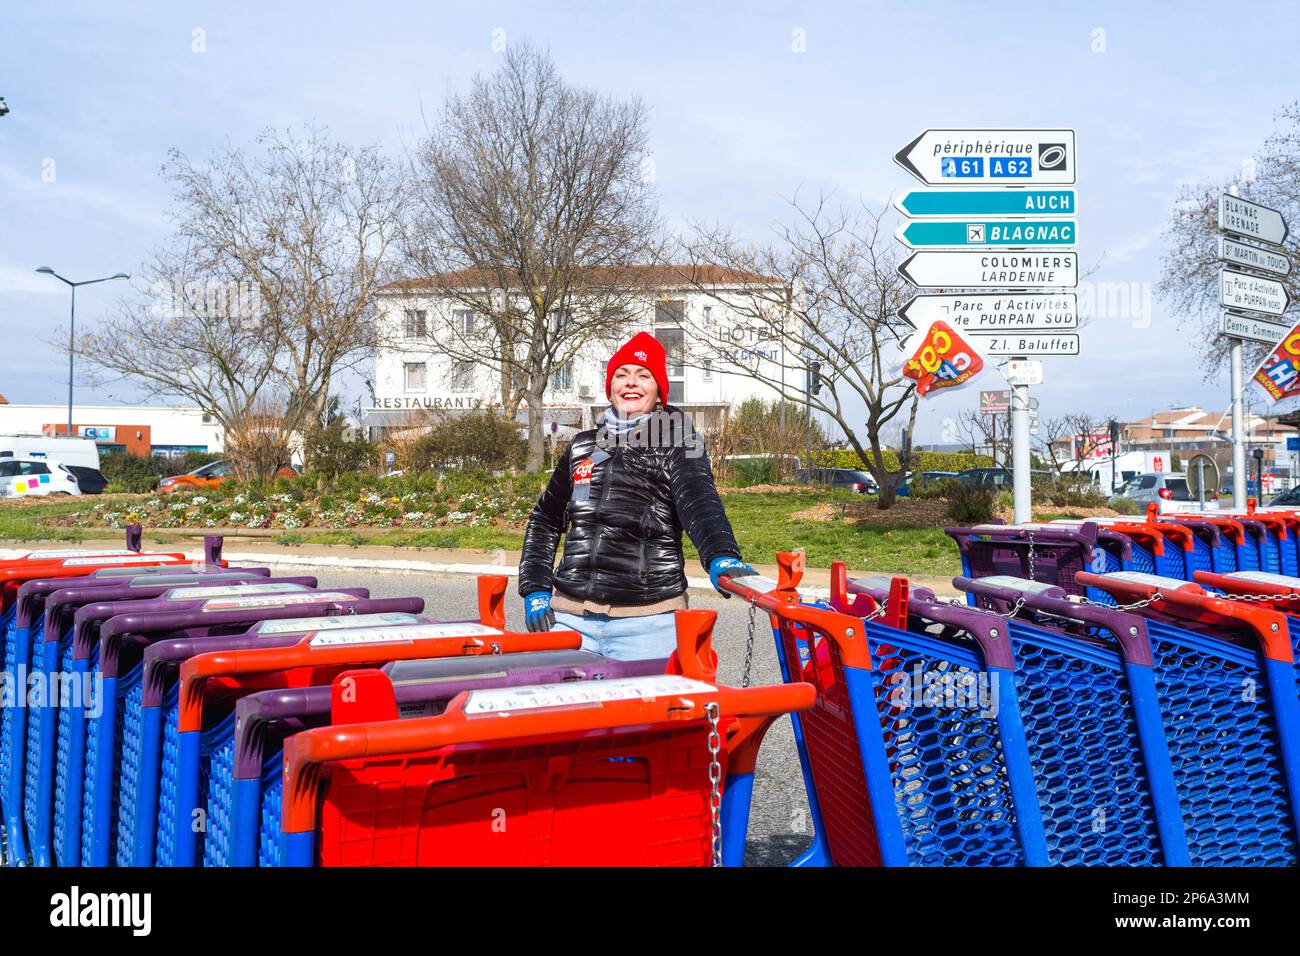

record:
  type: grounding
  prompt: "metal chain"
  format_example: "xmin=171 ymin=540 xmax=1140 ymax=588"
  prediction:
xmin=742 ymin=598 xmax=757 ymax=688
xmin=705 ymin=701 xmax=723 ymax=868
xmin=1079 ymin=591 xmax=1166 ymax=612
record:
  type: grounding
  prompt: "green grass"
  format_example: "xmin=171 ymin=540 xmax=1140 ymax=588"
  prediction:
xmin=2 ymin=489 xmax=963 ymax=577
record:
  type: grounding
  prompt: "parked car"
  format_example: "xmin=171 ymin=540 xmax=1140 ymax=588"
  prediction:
xmin=64 ymin=465 xmax=109 ymax=495
xmin=1270 ymin=486 xmax=1300 ymax=507
xmin=794 ymin=466 xmax=879 ymax=495
xmin=158 ymin=459 xmax=296 ymax=492
xmin=1109 ymin=471 xmax=1201 ymax=514
xmin=954 ymin=467 xmax=1049 ymax=489
xmin=0 ymin=457 xmax=82 ymax=497
xmin=897 ymin=471 xmax=958 ymax=497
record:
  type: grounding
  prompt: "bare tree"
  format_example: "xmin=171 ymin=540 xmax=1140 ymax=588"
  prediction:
xmin=72 ymin=125 xmax=405 ymax=469
xmin=1160 ymin=101 xmax=1300 ymax=375
xmin=401 ymin=42 xmax=662 ymax=469
xmin=952 ymin=410 xmax=1012 ymax=468
xmin=676 ymin=194 xmax=918 ymax=507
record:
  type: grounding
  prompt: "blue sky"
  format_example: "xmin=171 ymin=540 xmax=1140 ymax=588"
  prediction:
xmin=1 ymin=0 xmax=1296 ymax=440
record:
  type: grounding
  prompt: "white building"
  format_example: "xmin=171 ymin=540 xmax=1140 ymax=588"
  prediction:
xmin=0 ymin=402 xmax=224 ymax=458
xmin=364 ymin=266 xmax=793 ymax=439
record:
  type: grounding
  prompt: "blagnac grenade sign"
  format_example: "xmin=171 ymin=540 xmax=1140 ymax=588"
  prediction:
xmin=901 ymin=320 xmax=987 ymax=397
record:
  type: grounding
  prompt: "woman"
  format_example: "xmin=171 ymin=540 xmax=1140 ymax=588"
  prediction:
xmin=518 ymin=331 xmax=755 ymax=660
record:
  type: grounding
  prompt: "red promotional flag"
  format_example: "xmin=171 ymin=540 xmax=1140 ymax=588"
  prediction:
xmin=1250 ymin=321 xmax=1300 ymax=403
xmin=901 ymin=320 xmax=987 ymax=397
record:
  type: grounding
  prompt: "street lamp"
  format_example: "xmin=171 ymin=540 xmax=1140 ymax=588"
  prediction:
xmin=35 ymin=267 xmax=130 ymax=439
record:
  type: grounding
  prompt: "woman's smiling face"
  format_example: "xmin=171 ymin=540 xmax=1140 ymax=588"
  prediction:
xmin=610 ymin=364 xmax=658 ymax=416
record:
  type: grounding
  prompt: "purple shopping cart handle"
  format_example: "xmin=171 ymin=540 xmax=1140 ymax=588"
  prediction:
xmin=138 ymin=601 xmax=431 ymax=706
xmin=844 ymin=574 xmax=1015 ymax=669
xmin=231 ymin=651 xmax=665 ymax=778
xmin=89 ymin=589 xmax=374 ymax=677
xmin=13 ymin=565 xmax=250 ymax=629
xmin=42 ymin=571 xmax=271 ymax=640
xmin=70 ymin=576 xmax=322 ymax=660
xmin=953 ymin=575 xmax=1152 ymax=666
xmin=844 ymin=575 xmax=936 ymax=603
xmin=1158 ymin=517 xmax=1223 ymax=548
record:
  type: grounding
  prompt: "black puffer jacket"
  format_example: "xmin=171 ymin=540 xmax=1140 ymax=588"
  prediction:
xmin=518 ymin=406 xmax=741 ymax=606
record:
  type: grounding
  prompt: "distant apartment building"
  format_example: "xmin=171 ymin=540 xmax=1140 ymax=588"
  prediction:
xmin=1122 ymin=406 xmax=1293 ymax=483
xmin=364 ymin=265 xmax=792 ymax=440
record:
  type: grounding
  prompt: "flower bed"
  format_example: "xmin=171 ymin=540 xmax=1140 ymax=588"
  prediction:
xmin=45 ymin=473 xmax=546 ymax=533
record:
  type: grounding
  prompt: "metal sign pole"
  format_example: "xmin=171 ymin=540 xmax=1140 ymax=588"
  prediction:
xmin=1012 ymin=374 xmax=1031 ymax=523
xmin=1231 ymin=339 xmax=1247 ymax=506
xmin=1196 ymin=457 xmax=1206 ymax=508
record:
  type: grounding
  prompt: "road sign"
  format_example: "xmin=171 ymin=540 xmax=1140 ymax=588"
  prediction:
xmin=896 ymin=251 xmax=1078 ymax=289
xmin=1219 ymin=237 xmax=1291 ymax=277
xmin=980 ymin=389 xmax=1010 ymax=414
xmin=895 ymin=219 xmax=1076 ymax=249
xmin=1006 ymin=359 xmax=1044 ymax=386
xmin=1221 ymin=269 xmax=1289 ymax=316
xmin=971 ymin=333 xmax=1080 ymax=356
xmin=898 ymin=292 xmax=1077 ymax=333
xmin=893 ymin=189 xmax=1076 ymax=218
xmin=1187 ymin=454 xmax=1219 ymax=501
xmin=1288 ymin=436 xmax=1300 ymax=452
xmin=894 ymin=129 xmax=1077 ymax=186
xmin=1220 ymin=311 xmax=1287 ymax=344
xmin=1219 ymin=194 xmax=1289 ymax=246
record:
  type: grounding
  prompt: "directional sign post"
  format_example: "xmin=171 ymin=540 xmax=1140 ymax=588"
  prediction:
xmin=1219 ymin=237 xmax=1291 ymax=277
xmin=1221 ymin=269 xmax=1290 ymax=316
xmin=1219 ymin=312 xmax=1287 ymax=345
xmin=895 ymin=129 xmax=1077 ymax=186
xmin=895 ymin=219 xmax=1077 ymax=249
xmin=894 ymin=189 xmax=1076 ymax=218
xmin=1219 ymin=194 xmax=1289 ymax=246
xmin=895 ymin=128 xmax=1080 ymax=524
xmin=899 ymin=292 xmax=1078 ymax=332
xmin=1218 ymin=192 xmax=1291 ymax=507
xmin=896 ymin=251 xmax=1078 ymax=289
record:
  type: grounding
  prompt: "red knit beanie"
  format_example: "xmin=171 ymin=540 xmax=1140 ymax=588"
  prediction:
xmin=606 ymin=331 xmax=669 ymax=403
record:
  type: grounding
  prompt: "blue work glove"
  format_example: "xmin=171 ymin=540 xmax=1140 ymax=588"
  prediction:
xmin=524 ymin=591 xmax=555 ymax=632
xmin=708 ymin=556 xmax=757 ymax=597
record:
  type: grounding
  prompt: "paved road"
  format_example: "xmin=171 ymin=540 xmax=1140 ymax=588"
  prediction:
xmin=303 ymin=566 xmax=815 ymax=866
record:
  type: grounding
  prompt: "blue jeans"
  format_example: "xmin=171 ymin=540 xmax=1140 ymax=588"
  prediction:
xmin=552 ymin=610 xmax=678 ymax=661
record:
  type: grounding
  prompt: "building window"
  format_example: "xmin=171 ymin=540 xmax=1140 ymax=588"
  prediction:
xmin=702 ymin=305 xmax=713 ymax=328
xmin=403 ymin=362 xmax=427 ymax=392
xmin=667 ymin=382 xmax=684 ymax=403
xmin=658 ymin=327 xmax=685 ymax=378
xmin=703 ymin=358 xmax=713 ymax=381
xmin=550 ymin=361 xmax=574 ymax=391
xmin=550 ymin=310 xmax=570 ymax=334
xmin=448 ymin=360 xmax=476 ymax=392
xmin=404 ymin=309 xmax=428 ymax=340
xmin=453 ymin=309 xmax=474 ymax=335
xmin=655 ymin=299 xmax=684 ymax=326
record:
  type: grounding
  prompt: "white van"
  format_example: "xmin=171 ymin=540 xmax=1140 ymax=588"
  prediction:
xmin=0 ymin=434 xmax=101 ymax=470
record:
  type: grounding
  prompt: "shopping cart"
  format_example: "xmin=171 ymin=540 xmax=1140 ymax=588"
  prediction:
xmin=1076 ymin=570 xmax=1300 ymax=864
xmin=1081 ymin=517 xmax=1196 ymax=580
xmin=220 ymin=649 xmax=665 ymax=867
xmin=950 ymin=575 xmax=1190 ymax=865
xmin=1177 ymin=513 xmax=1270 ymax=572
xmin=0 ymin=545 xmax=203 ymax=866
xmin=275 ymin=607 xmax=814 ymax=867
xmin=1189 ymin=568 xmax=1300 ymax=698
xmin=720 ymin=556 xmax=1048 ymax=866
xmin=1155 ymin=515 xmax=1235 ymax=573
xmin=73 ymin=585 xmax=399 ymax=867
xmin=945 ymin=522 xmax=1139 ymax=603
xmin=1212 ymin=509 xmax=1294 ymax=575
xmin=23 ymin=578 xmax=319 ymax=866
xmin=10 ymin=566 xmax=269 ymax=866
xmin=166 ymin=610 xmax=584 ymax=867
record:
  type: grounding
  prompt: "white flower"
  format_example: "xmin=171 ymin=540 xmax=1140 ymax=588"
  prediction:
xmin=190 ymin=496 xmax=209 ymax=505
xmin=229 ymin=511 xmax=246 ymax=523
xmin=446 ymin=511 xmax=470 ymax=524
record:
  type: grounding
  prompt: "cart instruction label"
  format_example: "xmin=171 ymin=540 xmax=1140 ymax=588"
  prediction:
xmin=1105 ymin=571 xmax=1186 ymax=589
xmin=27 ymin=548 xmax=135 ymax=560
xmin=201 ymin=591 xmax=358 ymax=611
xmin=60 ymin=555 xmax=166 ymax=567
xmin=308 ymin=621 xmax=502 ymax=646
xmin=977 ymin=575 xmax=1059 ymax=595
xmin=1224 ymin=570 xmax=1299 ymax=588
xmin=728 ymin=572 xmax=781 ymax=593
xmin=257 ymin=611 xmax=421 ymax=635
xmin=463 ymin=675 xmax=718 ymax=715
xmin=165 ymin=582 xmax=306 ymax=600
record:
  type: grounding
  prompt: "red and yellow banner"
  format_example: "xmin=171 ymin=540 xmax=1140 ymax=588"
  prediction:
xmin=901 ymin=320 xmax=987 ymax=397
xmin=1251 ymin=322 xmax=1300 ymax=403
